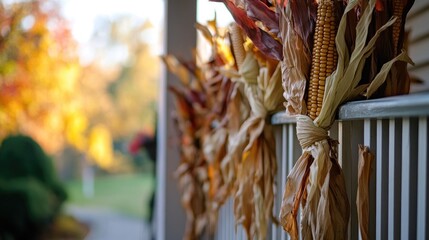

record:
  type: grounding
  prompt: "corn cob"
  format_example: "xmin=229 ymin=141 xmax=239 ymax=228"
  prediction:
xmin=230 ymin=23 xmax=246 ymax=69
xmin=392 ymin=0 xmax=404 ymax=56
xmin=307 ymin=0 xmax=338 ymax=120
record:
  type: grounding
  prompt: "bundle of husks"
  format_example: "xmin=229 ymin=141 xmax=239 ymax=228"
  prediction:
xmin=164 ymin=19 xmax=248 ymax=239
xmin=211 ymin=0 xmax=413 ymax=238
xmin=225 ymin=44 xmax=283 ymax=239
xmin=276 ymin=0 xmax=414 ymax=239
xmin=166 ymin=9 xmax=285 ymax=238
xmin=212 ymin=1 xmax=286 ymax=238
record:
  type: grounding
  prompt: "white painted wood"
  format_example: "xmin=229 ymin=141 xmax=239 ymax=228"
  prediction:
xmin=273 ymin=126 xmax=283 ymax=240
xmin=401 ymin=118 xmax=419 ymax=239
xmin=406 ymin=8 xmax=429 ymax=43
xmin=417 ymin=117 xmax=428 ymax=240
xmin=287 ymin=123 xmax=299 ymax=240
xmin=288 ymin=124 xmax=296 ymax=173
xmin=157 ymin=1 xmax=196 ymax=239
xmin=408 ymin=0 xmax=429 ymax=17
xmin=376 ymin=119 xmax=389 ymax=240
xmin=351 ymin=121 xmax=363 ymax=240
xmin=408 ymin=37 xmax=429 ymax=67
xmin=401 ymin=118 xmax=411 ymax=240
xmin=227 ymin=198 xmax=231 ymax=239
xmin=363 ymin=119 xmax=377 ymax=239
xmin=338 ymin=121 xmax=352 ymax=239
xmin=218 ymin=206 xmax=222 ymax=240
xmin=221 ymin=202 xmax=225 ymax=240
xmin=237 ymin=224 xmax=243 ymax=240
xmin=281 ymin=125 xmax=289 ymax=240
xmin=387 ymin=119 xmax=402 ymax=240
xmin=339 ymin=120 xmax=362 ymax=240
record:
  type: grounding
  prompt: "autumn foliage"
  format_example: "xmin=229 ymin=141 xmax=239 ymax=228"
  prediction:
xmin=0 ymin=1 xmax=160 ymax=172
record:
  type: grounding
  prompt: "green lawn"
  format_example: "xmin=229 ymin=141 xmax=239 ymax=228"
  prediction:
xmin=65 ymin=173 xmax=155 ymax=219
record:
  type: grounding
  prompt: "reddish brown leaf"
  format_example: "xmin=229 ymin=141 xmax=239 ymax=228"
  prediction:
xmin=213 ymin=0 xmax=283 ymax=60
xmin=246 ymin=0 xmax=279 ymax=34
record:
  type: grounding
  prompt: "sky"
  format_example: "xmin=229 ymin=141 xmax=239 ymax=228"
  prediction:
xmin=4 ymin=0 xmax=232 ymax=64
xmin=59 ymin=0 xmax=232 ymax=64
xmin=58 ymin=0 xmax=165 ymax=65
xmin=60 ymin=0 xmax=165 ymax=45
xmin=197 ymin=0 xmax=233 ymax=26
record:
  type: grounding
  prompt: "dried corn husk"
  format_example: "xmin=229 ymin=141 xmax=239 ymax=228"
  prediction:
xmin=363 ymin=0 xmax=415 ymax=97
xmin=279 ymin=0 xmax=413 ymax=239
xmin=277 ymin=2 xmax=313 ymax=115
xmin=231 ymin=50 xmax=283 ymax=239
xmin=170 ymin=85 xmax=209 ymax=240
xmin=214 ymin=0 xmax=283 ymax=60
xmin=163 ymin=55 xmax=191 ymax=85
xmin=165 ymin=19 xmax=242 ymax=239
xmin=317 ymin=0 xmax=412 ymax=128
xmin=356 ymin=145 xmax=374 ymax=240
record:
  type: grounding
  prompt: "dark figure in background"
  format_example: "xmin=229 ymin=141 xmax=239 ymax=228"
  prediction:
xmin=128 ymin=130 xmax=157 ymax=225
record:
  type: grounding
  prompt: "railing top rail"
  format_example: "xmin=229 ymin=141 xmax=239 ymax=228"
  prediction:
xmin=271 ymin=92 xmax=429 ymax=125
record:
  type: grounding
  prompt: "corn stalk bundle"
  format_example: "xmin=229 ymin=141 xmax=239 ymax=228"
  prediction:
xmin=164 ymin=19 xmax=248 ymax=239
xmin=212 ymin=23 xmax=251 ymax=202
xmin=168 ymin=81 xmax=209 ymax=240
xmin=211 ymin=0 xmax=282 ymax=61
xmin=210 ymin=1 xmax=287 ymax=239
xmin=277 ymin=0 xmax=317 ymax=115
xmin=198 ymin=22 xmax=248 ymax=213
xmin=360 ymin=0 xmax=415 ymax=98
xmin=231 ymin=48 xmax=283 ymax=239
xmin=278 ymin=0 xmax=414 ymax=239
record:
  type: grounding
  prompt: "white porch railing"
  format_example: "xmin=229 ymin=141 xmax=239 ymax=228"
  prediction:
xmin=215 ymin=92 xmax=429 ymax=240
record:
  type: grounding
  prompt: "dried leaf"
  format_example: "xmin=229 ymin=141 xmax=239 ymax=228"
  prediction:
xmin=245 ymin=0 xmax=279 ymax=34
xmin=214 ymin=0 xmax=283 ymax=60
xmin=278 ymin=3 xmax=311 ymax=115
xmin=284 ymin=0 xmax=317 ymax=54
xmin=356 ymin=145 xmax=374 ymax=240
xmin=318 ymin=0 xmax=407 ymax=128
xmin=195 ymin=22 xmax=214 ymax=46
xmin=365 ymin=50 xmax=413 ymax=98
xmin=162 ymin=55 xmax=190 ymax=85
xmin=279 ymin=152 xmax=313 ymax=240
xmin=165 ymin=20 xmax=244 ymax=239
xmin=227 ymin=48 xmax=283 ymax=239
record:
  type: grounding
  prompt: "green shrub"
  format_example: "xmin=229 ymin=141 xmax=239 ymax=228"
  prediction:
xmin=0 ymin=135 xmax=67 ymax=239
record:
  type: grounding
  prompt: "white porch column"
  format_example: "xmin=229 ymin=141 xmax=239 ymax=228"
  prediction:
xmin=157 ymin=1 xmax=197 ymax=240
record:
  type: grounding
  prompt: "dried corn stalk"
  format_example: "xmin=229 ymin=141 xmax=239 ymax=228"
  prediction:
xmin=164 ymin=19 xmax=242 ymax=239
xmin=169 ymin=84 xmax=209 ymax=240
xmin=365 ymin=0 xmax=415 ymax=97
xmin=279 ymin=0 xmax=413 ymax=239
xmin=357 ymin=145 xmax=374 ymax=240
xmin=212 ymin=0 xmax=283 ymax=61
xmin=277 ymin=0 xmax=317 ymax=115
xmin=232 ymin=50 xmax=283 ymax=239
xmin=209 ymin=2 xmax=286 ymax=238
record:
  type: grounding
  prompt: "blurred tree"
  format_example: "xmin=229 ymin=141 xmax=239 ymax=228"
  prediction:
xmin=0 ymin=1 xmax=160 ymax=173
xmin=78 ymin=16 xmax=160 ymax=171
xmin=0 ymin=1 xmax=83 ymax=153
xmin=87 ymin=17 xmax=159 ymax=139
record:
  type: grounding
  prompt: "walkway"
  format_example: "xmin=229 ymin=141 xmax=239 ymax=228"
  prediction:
xmin=67 ymin=206 xmax=151 ymax=240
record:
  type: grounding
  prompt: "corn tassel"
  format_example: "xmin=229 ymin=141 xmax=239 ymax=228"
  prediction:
xmin=307 ymin=0 xmax=338 ymax=120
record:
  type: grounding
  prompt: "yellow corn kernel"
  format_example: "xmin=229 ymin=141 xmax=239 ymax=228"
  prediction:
xmin=307 ymin=0 xmax=338 ymax=120
xmin=230 ymin=23 xmax=245 ymax=69
xmin=392 ymin=0 xmax=404 ymax=56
